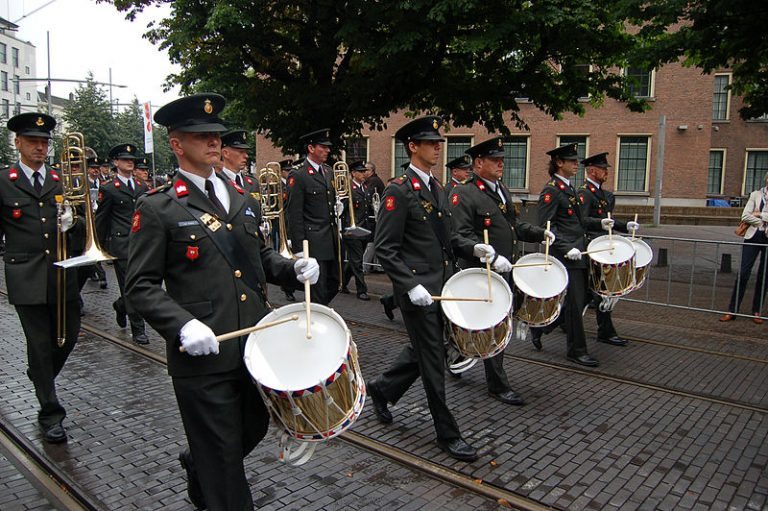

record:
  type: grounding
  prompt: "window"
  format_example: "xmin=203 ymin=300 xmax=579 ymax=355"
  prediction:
xmin=13 ymin=75 xmax=19 ymax=94
xmin=392 ymin=139 xmax=409 ymax=176
xmin=11 ymin=47 xmax=18 ymax=68
xmin=14 ymin=102 xmax=20 ymax=115
xmin=707 ymin=150 xmax=725 ymax=195
xmin=25 ymin=92 xmax=30 ymax=101
xmin=445 ymin=136 xmax=472 ymax=164
xmin=25 ymin=66 xmax=30 ymax=75
xmin=344 ymin=137 xmax=368 ymax=163
xmin=616 ymin=136 xmax=650 ymax=192
xmin=713 ymin=74 xmax=731 ymax=121
xmin=625 ymin=66 xmax=653 ymax=97
xmin=558 ymin=135 xmax=588 ymax=186
xmin=744 ymin=151 xmax=768 ymax=193
xmin=574 ymin=64 xmax=591 ymax=100
xmin=1 ymin=99 xmax=8 ymax=118
xmin=501 ymin=137 xmax=529 ymax=190
xmin=1 ymin=71 xmax=6 ymax=92
xmin=0 ymin=43 xmax=6 ymax=64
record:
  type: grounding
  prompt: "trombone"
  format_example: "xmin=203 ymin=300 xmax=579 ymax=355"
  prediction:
xmin=332 ymin=161 xmax=371 ymax=239
xmin=54 ymin=133 xmax=116 ymax=346
xmin=258 ymin=161 xmax=293 ymax=259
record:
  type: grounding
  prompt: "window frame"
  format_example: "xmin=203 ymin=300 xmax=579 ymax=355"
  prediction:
xmin=614 ymin=134 xmax=653 ymax=194
xmin=341 ymin=136 xmax=369 ymax=164
xmin=707 ymin=149 xmax=727 ymax=196
xmin=390 ymin=137 xmax=409 ymax=180
xmin=443 ymin=134 xmax=474 ymax=183
xmin=743 ymin=149 xmax=768 ymax=195
xmin=623 ymin=66 xmax=655 ymax=98
xmin=712 ymin=73 xmax=732 ymax=121
xmin=0 ymin=43 xmax=6 ymax=64
xmin=11 ymin=47 xmax=18 ymax=68
xmin=501 ymin=135 xmax=531 ymax=191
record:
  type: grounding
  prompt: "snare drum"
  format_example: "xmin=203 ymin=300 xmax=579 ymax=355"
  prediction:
xmin=441 ymin=268 xmax=513 ymax=360
xmin=587 ymin=235 xmax=636 ymax=297
xmin=630 ymin=238 xmax=653 ymax=291
xmin=243 ymin=303 xmax=365 ymax=442
xmin=512 ymin=253 xmax=568 ymax=327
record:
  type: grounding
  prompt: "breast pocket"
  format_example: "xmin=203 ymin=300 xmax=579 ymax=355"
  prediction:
xmin=2 ymin=197 xmax=32 ymax=220
xmin=169 ymin=225 xmax=210 ymax=262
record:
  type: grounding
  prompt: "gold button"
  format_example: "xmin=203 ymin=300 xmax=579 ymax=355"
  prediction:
xmin=438 ymin=212 xmax=442 ymax=218
xmin=444 ymin=260 xmax=448 ymax=266
xmin=45 ymin=249 xmax=50 ymax=255
xmin=234 ymin=270 xmax=242 ymax=278
xmin=41 ymin=217 xmax=47 ymax=223
xmin=412 ymin=269 xmax=416 ymax=273
xmin=422 ymin=216 xmax=426 ymax=220
xmin=240 ymin=294 xmax=247 ymax=302
xmin=226 ymin=224 xmax=233 ymax=231
xmin=39 ymin=202 xmax=44 ymax=207
xmin=44 ymin=233 xmax=49 ymax=239
xmin=190 ymin=234 xmax=196 ymax=240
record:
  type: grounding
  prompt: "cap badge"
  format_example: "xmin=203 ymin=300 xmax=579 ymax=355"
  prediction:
xmin=204 ymin=99 xmax=213 ymax=114
xmin=432 ymin=119 xmax=438 ymax=129
xmin=35 ymin=117 xmax=44 ymax=127
xmin=498 ymin=139 xmax=503 ymax=147
xmin=126 ymin=145 xmax=131 ymax=152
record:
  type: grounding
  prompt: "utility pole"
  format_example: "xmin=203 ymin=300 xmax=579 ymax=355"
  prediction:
xmin=653 ymin=115 xmax=666 ymax=226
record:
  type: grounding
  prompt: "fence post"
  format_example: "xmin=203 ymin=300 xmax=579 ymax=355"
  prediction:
xmin=720 ymin=253 xmax=732 ymax=273
xmin=656 ymin=247 xmax=668 ymax=267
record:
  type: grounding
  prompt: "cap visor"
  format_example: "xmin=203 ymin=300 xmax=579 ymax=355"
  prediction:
xmin=178 ymin=122 xmax=228 ymax=133
xmin=413 ymin=135 xmax=445 ymax=142
xmin=19 ymin=130 xmax=52 ymax=139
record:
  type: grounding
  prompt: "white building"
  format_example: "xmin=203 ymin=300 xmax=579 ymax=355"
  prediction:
xmin=0 ymin=17 xmax=37 ymax=120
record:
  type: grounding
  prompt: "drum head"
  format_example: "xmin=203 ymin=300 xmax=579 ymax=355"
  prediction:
xmin=512 ymin=253 xmax=568 ymax=299
xmin=588 ymin=235 xmax=635 ymax=264
xmin=244 ymin=303 xmax=350 ymax=392
xmin=632 ymin=239 xmax=653 ymax=268
xmin=441 ymin=268 xmax=512 ymax=330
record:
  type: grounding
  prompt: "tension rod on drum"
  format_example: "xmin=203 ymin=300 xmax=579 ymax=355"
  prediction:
xmin=179 ymin=315 xmax=300 ymax=352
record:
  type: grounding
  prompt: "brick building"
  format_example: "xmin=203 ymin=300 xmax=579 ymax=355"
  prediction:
xmin=255 ymin=60 xmax=768 ymax=207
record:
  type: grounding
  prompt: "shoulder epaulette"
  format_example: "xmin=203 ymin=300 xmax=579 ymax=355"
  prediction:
xmin=146 ymin=182 xmax=172 ymax=196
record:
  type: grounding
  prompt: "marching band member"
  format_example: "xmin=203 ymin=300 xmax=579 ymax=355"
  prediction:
xmin=220 ymin=129 xmax=257 ymax=193
xmin=125 ymin=93 xmax=319 ymax=510
xmin=341 ymin=160 xmax=373 ymax=300
xmin=443 ymin=154 xmax=473 ymax=200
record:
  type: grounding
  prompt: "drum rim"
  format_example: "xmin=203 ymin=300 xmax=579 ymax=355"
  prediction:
xmin=587 ymin=234 xmax=636 ymax=264
xmin=440 ymin=267 xmax=512 ymax=329
xmin=631 ymin=238 xmax=653 ymax=267
xmin=512 ymin=253 xmax=568 ymax=299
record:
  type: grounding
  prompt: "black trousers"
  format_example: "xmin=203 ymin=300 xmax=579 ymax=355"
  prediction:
xmin=591 ymin=291 xmax=618 ymax=339
xmin=15 ymin=302 xmax=79 ymax=427
xmin=728 ymin=231 xmax=768 ymax=314
xmin=311 ymin=259 xmax=340 ymax=305
xmin=342 ymin=237 xmax=367 ymax=294
xmin=114 ymin=259 xmax=144 ymax=327
xmin=374 ymin=304 xmax=462 ymax=441
xmin=173 ymin=367 xmax=269 ymax=511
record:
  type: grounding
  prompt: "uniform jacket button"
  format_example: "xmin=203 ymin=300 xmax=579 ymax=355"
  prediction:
xmin=41 ymin=217 xmax=47 ymax=222
xmin=234 ymin=270 xmax=242 ymax=278
xmin=240 ymin=294 xmax=247 ymax=302
xmin=39 ymin=202 xmax=44 ymax=207
xmin=226 ymin=224 xmax=233 ymax=231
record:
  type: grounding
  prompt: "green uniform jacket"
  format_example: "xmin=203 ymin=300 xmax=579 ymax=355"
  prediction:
xmin=95 ymin=177 xmax=149 ymax=260
xmin=0 ymin=163 xmax=82 ymax=304
xmin=449 ymin=175 xmax=545 ymax=269
xmin=125 ymin=172 xmax=297 ymax=377
xmin=578 ymin=181 xmax=628 ymax=243
xmin=537 ymin=176 xmax=588 ymax=269
xmin=285 ymin=159 xmax=338 ymax=261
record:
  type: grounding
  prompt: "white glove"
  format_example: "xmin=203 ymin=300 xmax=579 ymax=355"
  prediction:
xmin=627 ymin=221 xmax=640 ymax=232
xmin=294 ymin=257 xmax=320 ymax=285
xmin=543 ymin=229 xmax=556 ymax=244
xmin=60 ymin=205 xmax=74 ymax=232
xmin=601 ymin=218 xmax=614 ymax=231
xmin=293 ymin=251 xmax=303 ymax=259
xmin=473 ymin=243 xmax=495 ymax=260
xmin=179 ymin=319 xmax=219 ymax=356
xmin=334 ymin=200 xmax=344 ymax=217
xmin=565 ymin=248 xmax=582 ymax=261
xmin=287 ymin=239 xmax=292 ymax=249
xmin=492 ymin=254 xmax=513 ymax=273
xmin=760 ymin=212 xmax=768 ymax=222
xmin=407 ymin=284 xmax=433 ymax=307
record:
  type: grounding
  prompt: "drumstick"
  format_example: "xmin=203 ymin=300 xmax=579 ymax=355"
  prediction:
xmin=631 ymin=213 xmax=638 ymax=240
xmin=607 ymin=212 xmax=613 ymax=242
xmin=303 ymin=239 xmax=312 ymax=339
xmin=483 ymin=229 xmax=493 ymax=302
xmin=430 ymin=296 xmax=490 ymax=302
xmin=510 ymin=261 xmax=553 ymax=269
xmin=544 ymin=220 xmax=551 ymax=271
xmin=580 ymin=247 xmax=615 ymax=256
xmin=179 ymin=315 xmax=299 ymax=352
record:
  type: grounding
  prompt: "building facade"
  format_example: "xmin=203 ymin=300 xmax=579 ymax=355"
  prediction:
xmin=0 ymin=18 xmax=37 ymax=121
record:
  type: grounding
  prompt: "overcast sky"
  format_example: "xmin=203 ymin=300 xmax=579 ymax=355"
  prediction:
xmin=6 ymin=0 xmax=180 ymax=111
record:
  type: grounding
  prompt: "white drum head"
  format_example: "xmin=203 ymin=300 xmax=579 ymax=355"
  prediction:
xmin=632 ymin=239 xmax=653 ymax=268
xmin=512 ymin=253 xmax=568 ymax=299
xmin=588 ymin=235 xmax=635 ymax=264
xmin=244 ymin=303 xmax=350 ymax=392
xmin=441 ymin=268 xmax=511 ymax=330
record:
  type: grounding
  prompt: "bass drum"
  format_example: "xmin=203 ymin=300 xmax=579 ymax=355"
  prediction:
xmin=512 ymin=253 xmax=568 ymax=327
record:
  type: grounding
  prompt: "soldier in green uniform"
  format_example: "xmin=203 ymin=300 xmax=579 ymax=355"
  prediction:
xmin=578 ymin=152 xmax=640 ymax=346
xmin=530 ymin=143 xmax=600 ymax=367
xmin=449 ymin=136 xmax=555 ymax=404
xmin=285 ymin=128 xmax=341 ymax=305
xmin=220 ymin=129 xmax=257 ymax=193
xmin=0 ymin=112 xmax=81 ymax=443
xmin=96 ymin=143 xmax=150 ymax=345
xmin=125 ymin=93 xmax=319 ymax=510
xmin=443 ymin=154 xmax=472 ymax=200
xmin=278 ymin=158 xmax=297 ymax=302
xmin=367 ymin=116 xmax=498 ymax=462
xmin=134 ymin=157 xmax=151 ymax=187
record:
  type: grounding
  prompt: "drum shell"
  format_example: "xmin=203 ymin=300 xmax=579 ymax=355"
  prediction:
xmin=587 ymin=235 xmax=636 ymax=297
xmin=512 ymin=253 xmax=568 ymax=327
xmin=630 ymin=239 xmax=653 ymax=291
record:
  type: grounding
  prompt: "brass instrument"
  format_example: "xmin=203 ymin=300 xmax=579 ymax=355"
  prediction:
xmin=371 ymin=190 xmax=381 ymax=217
xmin=258 ymin=161 xmax=293 ymax=259
xmin=54 ymin=133 xmax=116 ymax=346
xmin=332 ymin=161 xmax=371 ymax=239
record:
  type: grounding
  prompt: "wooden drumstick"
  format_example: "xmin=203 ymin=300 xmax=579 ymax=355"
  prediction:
xmin=510 ymin=261 xmax=553 ymax=269
xmin=544 ymin=220 xmax=551 ymax=271
xmin=430 ymin=296 xmax=490 ymax=302
xmin=607 ymin=212 xmax=613 ymax=242
xmin=631 ymin=213 xmax=638 ymax=240
xmin=303 ymin=239 xmax=312 ymax=339
xmin=483 ymin=229 xmax=493 ymax=302
xmin=580 ymin=247 xmax=615 ymax=256
xmin=179 ymin=315 xmax=299 ymax=352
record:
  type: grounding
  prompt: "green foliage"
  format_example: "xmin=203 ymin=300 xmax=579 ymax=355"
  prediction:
xmin=0 ymin=126 xmax=16 ymax=167
xmin=62 ymin=73 xmax=114 ymax=158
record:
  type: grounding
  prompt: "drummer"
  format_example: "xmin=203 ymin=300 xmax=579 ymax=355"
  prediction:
xmin=367 ymin=116 xmax=498 ymax=462
xmin=578 ymin=152 xmax=640 ymax=346
xmin=449 ymin=136 xmax=555 ymax=404
xmin=530 ymin=143 xmax=599 ymax=367
xmin=124 ymin=93 xmax=320 ymax=510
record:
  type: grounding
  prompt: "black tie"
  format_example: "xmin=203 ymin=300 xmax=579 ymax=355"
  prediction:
xmin=128 ymin=178 xmax=135 ymax=193
xmin=205 ymin=179 xmax=226 ymax=216
xmin=236 ymin=174 xmax=243 ymax=188
xmin=429 ymin=177 xmax=438 ymax=196
xmin=32 ymin=171 xmax=42 ymax=193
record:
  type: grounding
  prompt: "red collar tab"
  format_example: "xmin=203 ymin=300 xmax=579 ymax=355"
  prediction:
xmin=410 ymin=177 xmax=421 ymax=190
xmin=308 ymin=167 xmax=315 ymax=175
xmin=174 ymin=179 xmax=189 ymax=198
xmin=245 ymin=177 xmax=253 ymax=185
xmin=114 ymin=179 xmax=121 ymax=188
xmin=8 ymin=169 xmax=18 ymax=181
xmin=589 ymin=185 xmax=596 ymax=193
xmin=558 ymin=182 xmax=565 ymax=190
xmin=476 ymin=180 xmax=486 ymax=191
xmin=50 ymin=171 xmax=59 ymax=182
xmin=230 ymin=179 xmax=245 ymax=194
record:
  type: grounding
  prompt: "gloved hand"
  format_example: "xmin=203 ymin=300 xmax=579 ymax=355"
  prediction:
xmin=179 ymin=319 xmax=219 ymax=356
xmin=601 ymin=218 xmax=615 ymax=231
xmin=408 ymin=284 xmax=433 ymax=306
xmin=294 ymin=257 xmax=320 ymax=284
xmin=334 ymin=200 xmax=344 ymax=217
xmin=292 ymin=251 xmax=303 ymax=259
xmin=543 ymin=229 xmax=556 ymax=244
xmin=565 ymin=247 xmax=582 ymax=261
xmin=287 ymin=239 xmax=292 ymax=249
xmin=60 ymin=205 xmax=74 ymax=232
xmin=627 ymin=221 xmax=640 ymax=232
xmin=473 ymin=243 xmax=495 ymax=260
xmin=492 ymin=254 xmax=513 ymax=273
xmin=760 ymin=212 xmax=768 ymax=222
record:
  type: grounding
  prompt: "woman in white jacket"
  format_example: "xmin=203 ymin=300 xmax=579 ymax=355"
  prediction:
xmin=720 ymin=172 xmax=768 ymax=324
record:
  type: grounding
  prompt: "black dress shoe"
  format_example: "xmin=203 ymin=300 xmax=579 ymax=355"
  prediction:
xmin=113 ymin=302 xmax=127 ymax=328
xmin=567 ymin=354 xmax=600 ymax=367
xmin=179 ymin=451 xmax=206 ymax=510
xmin=285 ymin=292 xmax=296 ymax=302
xmin=489 ymin=390 xmax=526 ymax=406
xmin=357 ymin=292 xmax=370 ymax=301
xmin=598 ymin=336 xmax=628 ymax=346
xmin=41 ymin=423 xmax=67 ymax=444
xmin=436 ymin=438 xmax=478 ymax=462
xmin=380 ymin=296 xmax=395 ymax=321
xmin=530 ymin=329 xmax=542 ymax=351
xmin=133 ymin=333 xmax=150 ymax=345
xmin=367 ymin=381 xmax=392 ymax=424
xmin=100 ymin=280 xmax=108 ymax=290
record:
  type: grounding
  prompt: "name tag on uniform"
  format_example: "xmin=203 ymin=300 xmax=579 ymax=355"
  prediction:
xmin=200 ymin=213 xmax=221 ymax=232
xmin=245 ymin=207 xmax=256 ymax=218
xmin=177 ymin=220 xmax=198 ymax=227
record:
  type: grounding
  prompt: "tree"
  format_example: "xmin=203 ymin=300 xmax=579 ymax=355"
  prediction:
xmin=0 ymin=126 xmax=16 ymax=167
xmin=62 ymin=73 xmax=115 ymax=158
xmin=113 ymin=97 xmax=144 ymax=149
xmin=105 ymin=0 xmax=652 ymax=152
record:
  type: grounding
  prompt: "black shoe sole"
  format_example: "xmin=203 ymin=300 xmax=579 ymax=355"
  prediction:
xmin=566 ymin=356 xmax=599 ymax=367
